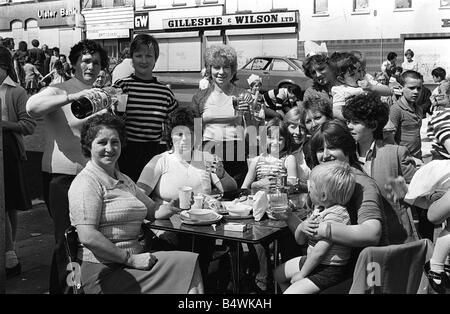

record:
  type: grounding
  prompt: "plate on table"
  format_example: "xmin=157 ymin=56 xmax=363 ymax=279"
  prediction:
xmin=179 ymin=210 xmax=223 ymax=225
xmin=224 ymin=213 xmax=254 ymax=220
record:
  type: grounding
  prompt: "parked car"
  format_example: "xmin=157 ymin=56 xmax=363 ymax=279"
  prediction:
xmin=234 ymin=56 xmax=312 ymax=92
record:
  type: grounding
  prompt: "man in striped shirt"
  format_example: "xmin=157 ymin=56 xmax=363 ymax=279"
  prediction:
xmin=114 ymin=34 xmax=178 ymax=181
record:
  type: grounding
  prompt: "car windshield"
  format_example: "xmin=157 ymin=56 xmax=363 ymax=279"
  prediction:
xmin=289 ymin=58 xmax=303 ymax=69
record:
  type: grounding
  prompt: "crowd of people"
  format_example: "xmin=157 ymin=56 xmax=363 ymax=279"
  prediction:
xmin=1 ymin=33 xmax=450 ymax=294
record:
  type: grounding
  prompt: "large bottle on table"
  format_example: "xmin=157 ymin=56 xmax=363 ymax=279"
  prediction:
xmin=71 ymin=87 xmax=122 ymax=119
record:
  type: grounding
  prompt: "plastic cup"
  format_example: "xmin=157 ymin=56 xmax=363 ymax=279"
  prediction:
xmin=179 ymin=186 xmax=193 ymax=210
xmin=116 ymin=94 xmax=128 ymax=113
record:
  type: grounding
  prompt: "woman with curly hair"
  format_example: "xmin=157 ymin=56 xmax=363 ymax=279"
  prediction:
xmin=192 ymin=44 xmax=255 ymax=187
xmin=342 ymin=93 xmax=419 ymax=244
xmin=26 ymin=39 xmax=109 ymax=294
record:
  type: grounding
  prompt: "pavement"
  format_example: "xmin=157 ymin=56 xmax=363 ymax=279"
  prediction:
xmin=6 ymin=201 xmax=53 ymax=294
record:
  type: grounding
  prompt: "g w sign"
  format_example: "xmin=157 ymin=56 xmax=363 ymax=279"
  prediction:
xmin=135 ymin=13 xmax=149 ymax=30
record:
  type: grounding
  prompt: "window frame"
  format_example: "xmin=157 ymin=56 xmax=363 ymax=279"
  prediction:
xmin=313 ymin=0 xmax=329 ymax=15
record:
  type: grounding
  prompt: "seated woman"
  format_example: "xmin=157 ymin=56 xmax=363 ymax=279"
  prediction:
xmin=273 ymin=120 xmax=387 ymax=290
xmin=300 ymin=98 xmax=333 ymax=169
xmin=68 ymin=113 xmax=203 ymax=294
xmin=136 ymin=107 xmax=237 ymax=282
xmin=137 ymin=106 xmax=237 ymax=206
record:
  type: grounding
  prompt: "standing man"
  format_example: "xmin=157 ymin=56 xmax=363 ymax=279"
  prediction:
xmin=390 ymin=70 xmax=424 ymax=161
xmin=27 ymin=39 xmax=46 ymax=74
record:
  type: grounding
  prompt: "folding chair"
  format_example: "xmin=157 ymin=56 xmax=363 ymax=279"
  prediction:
xmin=63 ymin=226 xmax=84 ymax=294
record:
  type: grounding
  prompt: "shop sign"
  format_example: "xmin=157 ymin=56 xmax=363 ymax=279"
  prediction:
xmin=162 ymin=11 xmax=297 ymax=30
xmin=87 ymin=28 xmax=130 ymax=40
xmin=135 ymin=12 xmax=149 ymax=30
xmin=37 ymin=8 xmax=77 ymax=19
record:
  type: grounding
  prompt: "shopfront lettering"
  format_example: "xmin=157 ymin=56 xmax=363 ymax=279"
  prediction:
xmin=162 ymin=12 xmax=297 ymax=30
xmin=38 ymin=8 xmax=76 ymax=19
xmin=442 ymin=18 xmax=450 ymax=27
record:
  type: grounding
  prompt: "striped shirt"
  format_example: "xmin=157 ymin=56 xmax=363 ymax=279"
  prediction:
xmin=308 ymin=204 xmax=352 ymax=266
xmin=427 ymin=109 xmax=450 ymax=159
xmin=255 ymin=154 xmax=287 ymax=181
xmin=114 ymin=75 xmax=178 ymax=142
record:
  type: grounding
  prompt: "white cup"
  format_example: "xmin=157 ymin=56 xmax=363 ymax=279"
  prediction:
xmin=116 ymin=94 xmax=128 ymax=113
xmin=179 ymin=186 xmax=193 ymax=210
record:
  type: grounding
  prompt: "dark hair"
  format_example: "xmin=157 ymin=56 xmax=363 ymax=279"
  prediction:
xmin=31 ymin=39 xmax=40 ymax=48
xmin=18 ymin=41 xmax=27 ymax=52
xmin=80 ymin=113 xmax=126 ymax=158
xmin=398 ymin=70 xmax=423 ymax=86
xmin=53 ymin=60 xmax=64 ymax=73
xmin=300 ymin=98 xmax=333 ymax=128
xmin=163 ymin=107 xmax=197 ymax=150
xmin=387 ymin=52 xmax=397 ymax=61
xmin=342 ymin=93 xmax=389 ymax=140
xmin=287 ymin=84 xmax=304 ymax=100
xmin=393 ymin=66 xmax=403 ymax=74
xmin=0 ymin=46 xmax=18 ymax=82
xmin=2 ymin=37 xmax=14 ymax=49
xmin=329 ymin=52 xmax=361 ymax=79
xmin=432 ymin=67 xmax=446 ymax=80
xmin=130 ymin=34 xmax=159 ymax=62
xmin=404 ymin=49 xmax=414 ymax=58
xmin=52 ymin=47 xmax=60 ymax=55
xmin=265 ymin=117 xmax=290 ymax=156
xmin=59 ymin=54 xmax=67 ymax=62
xmin=69 ymin=40 xmax=109 ymax=71
xmin=302 ymin=54 xmax=330 ymax=79
xmin=309 ymin=119 xmax=362 ymax=171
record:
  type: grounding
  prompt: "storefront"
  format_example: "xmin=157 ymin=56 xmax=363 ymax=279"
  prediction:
xmin=134 ymin=7 xmax=299 ymax=72
xmin=82 ymin=6 xmax=134 ymax=65
xmin=0 ymin=0 xmax=82 ymax=56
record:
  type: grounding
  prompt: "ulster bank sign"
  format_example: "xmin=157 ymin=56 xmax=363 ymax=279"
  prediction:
xmin=161 ymin=12 xmax=297 ymax=30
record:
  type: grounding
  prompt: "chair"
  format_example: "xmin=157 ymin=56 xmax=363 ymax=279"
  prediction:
xmin=349 ymin=239 xmax=434 ymax=294
xmin=63 ymin=226 xmax=84 ymax=294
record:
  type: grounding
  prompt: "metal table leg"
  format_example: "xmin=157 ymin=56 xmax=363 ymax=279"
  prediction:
xmin=274 ymin=239 xmax=278 ymax=294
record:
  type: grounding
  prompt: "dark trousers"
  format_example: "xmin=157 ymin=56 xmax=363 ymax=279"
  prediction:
xmin=118 ymin=141 xmax=165 ymax=182
xmin=202 ymin=140 xmax=248 ymax=188
xmin=42 ymin=172 xmax=76 ymax=294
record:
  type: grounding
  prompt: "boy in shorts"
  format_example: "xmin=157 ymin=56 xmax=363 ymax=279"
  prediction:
xmin=273 ymin=161 xmax=355 ymax=293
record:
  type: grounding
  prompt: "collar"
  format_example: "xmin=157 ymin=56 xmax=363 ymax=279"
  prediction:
xmin=84 ymin=161 xmax=126 ymax=189
xmin=357 ymin=140 xmax=377 ymax=161
xmin=397 ymin=96 xmax=418 ymax=113
xmin=131 ymin=74 xmax=157 ymax=84
xmin=1 ymin=76 xmax=17 ymax=88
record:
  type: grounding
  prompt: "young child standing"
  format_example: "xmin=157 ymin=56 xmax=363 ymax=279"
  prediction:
xmin=273 ymin=161 xmax=355 ymax=294
xmin=22 ymin=56 xmax=43 ymax=95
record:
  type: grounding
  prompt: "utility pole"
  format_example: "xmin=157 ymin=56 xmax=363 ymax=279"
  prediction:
xmin=0 ymin=99 xmax=5 ymax=293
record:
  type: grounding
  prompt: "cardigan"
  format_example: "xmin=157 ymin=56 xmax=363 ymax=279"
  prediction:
xmin=1 ymin=77 xmax=35 ymax=160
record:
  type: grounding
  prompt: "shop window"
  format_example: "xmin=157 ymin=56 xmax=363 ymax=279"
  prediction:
xmin=314 ymin=0 xmax=328 ymax=15
xmin=25 ymin=19 xmax=39 ymax=45
xmin=353 ymin=0 xmax=369 ymax=11
xmin=441 ymin=0 xmax=450 ymax=8
xmin=113 ymin=0 xmax=124 ymax=6
xmin=92 ymin=0 xmax=102 ymax=8
xmin=395 ymin=0 xmax=412 ymax=9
